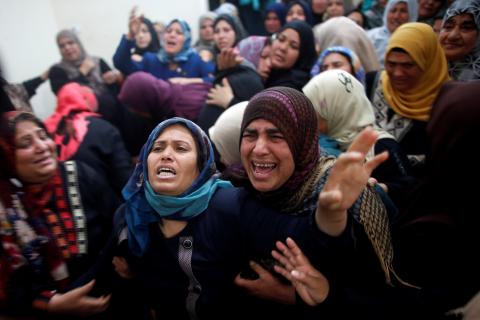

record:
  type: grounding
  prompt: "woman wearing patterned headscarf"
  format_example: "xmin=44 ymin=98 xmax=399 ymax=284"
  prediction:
xmin=370 ymin=22 xmax=450 ymax=176
xmin=108 ymin=115 xmax=383 ymax=319
xmin=0 ymin=111 xmax=119 ymax=316
xmin=236 ymin=86 xmax=402 ymax=316
xmin=304 ymin=70 xmax=414 ymax=204
xmin=439 ymin=0 xmax=480 ymax=80
xmin=113 ymin=17 xmax=214 ymax=84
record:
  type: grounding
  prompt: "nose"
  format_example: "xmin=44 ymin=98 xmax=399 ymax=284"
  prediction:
xmin=252 ymin=136 xmax=269 ymax=156
xmin=447 ymin=26 xmax=461 ymax=39
xmin=160 ymin=146 xmax=173 ymax=161
xmin=33 ymin=137 xmax=49 ymax=153
xmin=392 ymin=66 xmax=404 ymax=77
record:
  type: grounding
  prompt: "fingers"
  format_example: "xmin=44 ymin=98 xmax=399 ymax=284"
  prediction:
xmin=365 ymin=151 xmax=389 ymax=172
xmin=72 ymin=280 xmax=95 ymax=297
xmin=249 ymin=260 xmax=268 ymax=276
xmin=271 ymin=249 xmax=293 ymax=272
xmin=318 ymin=189 xmax=342 ymax=211
xmin=273 ymin=264 xmax=294 ymax=282
xmin=347 ymin=127 xmax=378 ymax=155
xmin=222 ymin=78 xmax=230 ymax=88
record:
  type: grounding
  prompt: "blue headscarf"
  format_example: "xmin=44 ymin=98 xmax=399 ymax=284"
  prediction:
xmin=157 ymin=19 xmax=196 ymax=63
xmin=122 ymin=117 xmax=233 ymax=256
xmin=286 ymin=0 xmax=315 ymax=26
xmin=265 ymin=2 xmax=287 ymax=25
xmin=310 ymin=46 xmax=366 ymax=84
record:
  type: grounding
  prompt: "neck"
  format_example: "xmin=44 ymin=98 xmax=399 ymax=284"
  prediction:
xmin=159 ymin=218 xmax=187 ymax=238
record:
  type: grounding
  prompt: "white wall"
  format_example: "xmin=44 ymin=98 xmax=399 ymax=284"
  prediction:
xmin=0 ymin=0 xmax=209 ymax=119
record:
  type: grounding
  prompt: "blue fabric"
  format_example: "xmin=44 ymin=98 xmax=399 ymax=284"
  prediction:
xmin=112 ymin=36 xmax=214 ymax=82
xmin=121 ymin=117 xmax=233 ymax=255
xmin=310 ymin=46 xmax=366 ymax=84
xmin=157 ymin=19 xmax=196 ymax=64
xmin=318 ymin=134 xmax=341 ymax=157
xmin=264 ymin=2 xmax=287 ymax=24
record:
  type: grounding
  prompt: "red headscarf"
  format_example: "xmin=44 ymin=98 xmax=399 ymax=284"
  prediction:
xmin=44 ymin=83 xmax=99 ymax=160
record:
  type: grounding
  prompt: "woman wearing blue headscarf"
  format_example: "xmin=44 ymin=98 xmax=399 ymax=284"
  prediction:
xmin=102 ymin=114 xmax=387 ymax=319
xmin=113 ymin=16 xmax=214 ymax=84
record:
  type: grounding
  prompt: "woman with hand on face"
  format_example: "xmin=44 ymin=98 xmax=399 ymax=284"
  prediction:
xmin=113 ymin=15 xmax=214 ymax=84
xmin=439 ymin=0 xmax=480 ymax=80
xmin=0 ymin=112 xmax=119 ymax=317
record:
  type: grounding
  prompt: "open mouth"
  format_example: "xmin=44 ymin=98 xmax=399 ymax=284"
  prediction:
xmin=252 ymin=161 xmax=276 ymax=176
xmin=34 ymin=155 xmax=53 ymax=165
xmin=156 ymin=167 xmax=176 ymax=177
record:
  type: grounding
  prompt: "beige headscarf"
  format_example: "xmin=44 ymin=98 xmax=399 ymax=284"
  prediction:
xmin=209 ymin=101 xmax=248 ymax=166
xmin=381 ymin=22 xmax=450 ymax=122
xmin=303 ymin=70 xmax=393 ymax=157
xmin=313 ymin=17 xmax=381 ymax=72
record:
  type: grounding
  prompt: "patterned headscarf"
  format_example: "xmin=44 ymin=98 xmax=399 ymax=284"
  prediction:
xmin=236 ymin=36 xmax=269 ymax=68
xmin=310 ymin=46 xmax=366 ymax=83
xmin=44 ymin=83 xmax=99 ymax=161
xmin=54 ymin=29 xmax=107 ymax=95
xmin=122 ymin=117 xmax=232 ymax=256
xmin=303 ymin=70 xmax=393 ymax=154
xmin=157 ymin=19 xmax=196 ymax=64
xmin=381 ymin=22 xmax=450 ymax=122
xmin=240 ymin=87 xmax=320 ymax=205
xmin=442 ymin=0 xmax=480 ymax=80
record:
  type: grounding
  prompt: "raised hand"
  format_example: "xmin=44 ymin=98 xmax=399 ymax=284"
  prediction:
xmin=216 ymin=48 xmax=243 ymax=70
xmin=48 ymin=280 xmax=111 ymax=316
xmin=127 ymin=6 xmax=142 ymax=40
xmin=234 ymin=260 xmax=296 ymax=305
xmin=272 ymin=237 xmax=329 ymax=306
xmin=316 ymin=127 xmax=389 ymax=236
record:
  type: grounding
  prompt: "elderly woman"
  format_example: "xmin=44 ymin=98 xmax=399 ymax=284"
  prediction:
xmin=0 ymin=111 xmax=119 ymax=316
xmin=439 ymin=0 xmax=480 ymax=80
xmin=113 ymin=17 xmax=214 ymax=84
xmin=107 ymin=110 xmax=387 ymax=319
xmin=368 ymin=22 xmax=450 ymax=176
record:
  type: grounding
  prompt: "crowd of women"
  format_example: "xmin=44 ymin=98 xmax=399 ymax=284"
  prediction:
xmin=1 ymin=0 xmax=480 ymax=318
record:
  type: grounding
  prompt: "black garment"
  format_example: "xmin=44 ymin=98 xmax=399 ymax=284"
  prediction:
xmin=265 ymin=68 xmax=311 ymax=91
xmin=197 ymin=64 xmax=263 ymax=133
xmin=2 ymin=161 xmax=120 ymax=316
xmin=71 ymin=116 xmax=133 ymax=195
xmin=0 ymin=77 xmax=14 ymax=113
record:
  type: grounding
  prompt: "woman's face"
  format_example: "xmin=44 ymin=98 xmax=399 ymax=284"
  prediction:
xmin=321 ymin=52 xmax=354 ymax=74
xmin=200 ymin=18 xmax=215 ymax=42
xmin=386 ymin=2 xmax=410 ymax=33
xmin=385 ymin=51 xmax=422 ymax=91
xmin=327 ymin=0 xmax=345 ymax=18
xmin=135 ymin=22 xmax=153 ymax=49
xmin=257 ymin=44 xmax=272 ymax=80
xmin=312 ymin=0 xmax=328 ymax=14
xmin=147 ymin=124 xmax=199 ymax=196
xmin=418 ymin=0 xmax=444 ymax=19
xmin=286 ymin=4 xmax=307 ymax=22
xmin=240 ymin=119 xmax=295 ymax=192
xmin=265 ymin=11 xmax=282 ymax=34
xmin=163 ymin=22 xmax=186 ymax=55
xmin=214 ymin=20 xmax=236 ymax=51
xmin=271 ymin=28 xmax=300 ymax=69
xmin=58 ymin=36 xmax=82 ymax=61
xmin=440 ymin=13 xmax=478 ymax=61
xmin=15 ymin=121 xmax=57 ymax=184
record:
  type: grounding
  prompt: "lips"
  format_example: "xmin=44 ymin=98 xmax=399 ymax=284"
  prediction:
xmin=33 ymin=155 xmax=54 ymax=166
xmin=251 ymin=161 xmax=276 ymax=178
xmin=156 ymin=166 xmax=176 ymax=178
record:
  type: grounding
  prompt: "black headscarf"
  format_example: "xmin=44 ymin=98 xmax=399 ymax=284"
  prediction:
xmin=133 ymin=17 xmax=161 ymax=56
xmin=278 ymin=20 xmax=317 ymax=72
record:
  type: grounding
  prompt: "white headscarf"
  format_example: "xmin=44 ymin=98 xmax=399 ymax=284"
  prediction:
xmin=303 ymin=70 xmax=393 ymax=156
xmin=209 ymin=101 xmax=248 ymax=166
